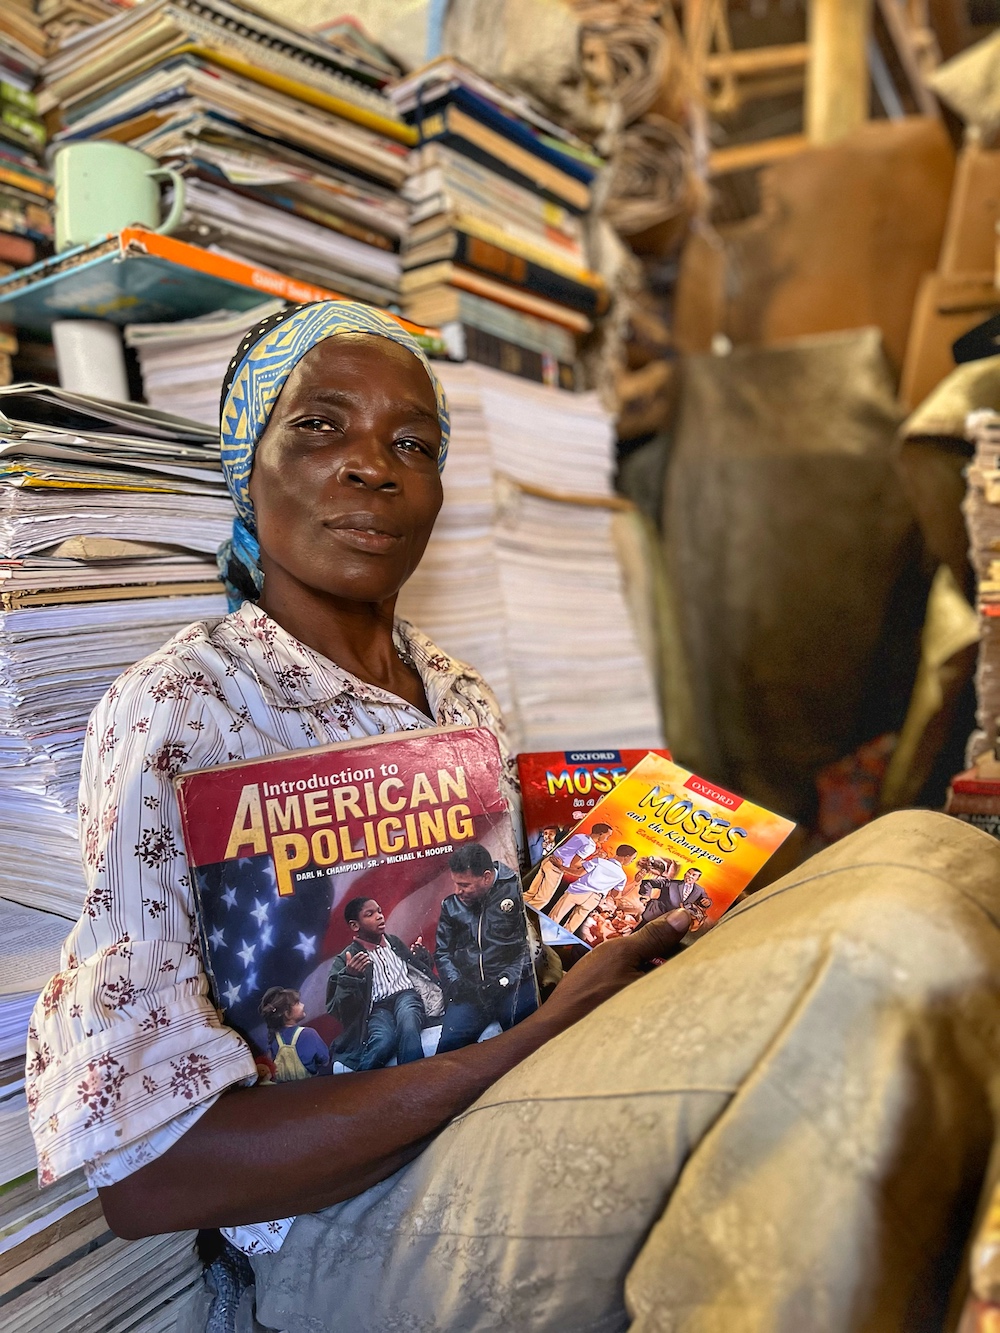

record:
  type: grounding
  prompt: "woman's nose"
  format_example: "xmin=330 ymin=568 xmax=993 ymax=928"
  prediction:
xmin=338 ymin=436 xmax=399 ymax=491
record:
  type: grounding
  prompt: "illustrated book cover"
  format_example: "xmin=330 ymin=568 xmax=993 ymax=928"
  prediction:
xmin=518 ymin=748 xmax=673 ymax=865
xmin=174 ymin=724 xmax=538 ymax=1081
xmin=522 ymin=753 xmax=795 ymax=948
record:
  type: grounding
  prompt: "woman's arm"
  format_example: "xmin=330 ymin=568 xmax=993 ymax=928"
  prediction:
xmin=99 ymin=911 xmax=689 ymax=1238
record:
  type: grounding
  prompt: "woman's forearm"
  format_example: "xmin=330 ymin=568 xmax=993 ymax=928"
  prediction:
xmin=99 ymin=912 xmax=689 ymax=1239
xmin=99 ymin=1003 xmax=568 ymax=1238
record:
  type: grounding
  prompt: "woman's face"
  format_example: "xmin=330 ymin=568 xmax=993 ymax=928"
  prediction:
xmin=248 ymin=333 xmax=443 ymax=606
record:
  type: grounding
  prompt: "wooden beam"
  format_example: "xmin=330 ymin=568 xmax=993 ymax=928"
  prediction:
xmin=708 ymin=134 xmax=809 ymax=176
xmin=806 ymin=0 xmax=873 ymax=144
xmin=704 ymin=42 xmax=809 ymax=78
xmin=875 ymin=0 xmax=939 ymax=116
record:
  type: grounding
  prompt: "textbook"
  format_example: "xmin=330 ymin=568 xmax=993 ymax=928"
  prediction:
xmin=522 ymin=753 xmax=795 ymax=947
xmin=174 ymin=725 xmax=538 ymax=1078
xmin=518 ymin=748 xmax=673 ymax=864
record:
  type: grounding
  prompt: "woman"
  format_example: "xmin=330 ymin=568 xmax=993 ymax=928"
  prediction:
xmin=27 ymin=303 xmax=1000 ymax=1331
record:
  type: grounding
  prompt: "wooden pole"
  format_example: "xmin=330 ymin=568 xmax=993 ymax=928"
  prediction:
xmin=806 ymin=0 xmax=873 ymax=144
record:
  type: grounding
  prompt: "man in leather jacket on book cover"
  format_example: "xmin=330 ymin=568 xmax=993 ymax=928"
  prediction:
xmin=435 ymin=842 xmax=538 ymax=1054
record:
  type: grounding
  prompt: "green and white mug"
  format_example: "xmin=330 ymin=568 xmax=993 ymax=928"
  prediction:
xmin=53 ymin=141 xmax=186 ymax=252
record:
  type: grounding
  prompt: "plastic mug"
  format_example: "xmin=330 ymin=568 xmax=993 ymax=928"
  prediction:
xmin=53 ymin=141 xmax=186 ymax=252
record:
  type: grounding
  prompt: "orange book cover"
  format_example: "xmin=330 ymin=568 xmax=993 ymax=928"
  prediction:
xmin=523 ymin=753 xmax=795 ymax=947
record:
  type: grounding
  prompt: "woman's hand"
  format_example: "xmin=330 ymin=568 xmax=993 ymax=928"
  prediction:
xmin=535 ymin=909 xmax=690 ymax=1032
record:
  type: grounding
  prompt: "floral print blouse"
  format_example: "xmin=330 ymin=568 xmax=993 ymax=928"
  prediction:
xmin=26 ymin=601 xmax=517 ymax=1255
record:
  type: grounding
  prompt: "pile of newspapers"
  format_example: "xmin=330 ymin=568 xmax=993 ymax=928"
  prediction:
xmin=0 ymin=387 xmax=227 ymax=1327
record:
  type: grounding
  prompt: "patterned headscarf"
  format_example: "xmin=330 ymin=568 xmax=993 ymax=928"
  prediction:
xmin=217 ymin=300 xmax=451 ymax=610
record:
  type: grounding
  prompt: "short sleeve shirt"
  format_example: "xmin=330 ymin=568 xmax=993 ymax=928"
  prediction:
xmin=554 ymin=833 xmax=595 ymax=866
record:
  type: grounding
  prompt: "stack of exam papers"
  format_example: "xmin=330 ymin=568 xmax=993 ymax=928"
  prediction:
xmin=0 ymin=386 xmax=229 ymax=919
xmin=126 ymin=301 xmax=284 ymax=426
xmin=399 ymin=363 xmax=663 ymax=751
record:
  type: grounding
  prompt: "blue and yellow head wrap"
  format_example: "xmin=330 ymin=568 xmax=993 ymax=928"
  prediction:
xmin=217 ymin=300 xmax=451 ymax=610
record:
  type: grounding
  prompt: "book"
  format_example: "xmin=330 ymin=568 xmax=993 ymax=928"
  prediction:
xmin=448 ymin=323 xmax=578 ymax=390
xmin=405 ymin=231 xmax=606 ymax=316
xmin=405 ymin=143 xmax=585 ymax=253
xmin=522 ymin=753 xmax=795 ymax=946
xmin=402 ymin=267 xmax=593 ymax=335
xmin=946 ymin=761 xmax=1000 ymax=840
xmin=518 ymin=748 xmax=673 ymax=863
xmin=406 ymin=103 xmax=591 ymax=213
xmin=430 ymin=291 xmax=579 ymax=362
xmin=39 ymin=0 xmax=414 ymax=140
xmin=390 ymin=56 xmax=599 ymax=165
xmin=174 ymin=724 xmax=539 ymax=1075
xmin=0 ymin=228 xmax=435 ymax=348
xmin=405 ymin=212 xmax=599 ymax=289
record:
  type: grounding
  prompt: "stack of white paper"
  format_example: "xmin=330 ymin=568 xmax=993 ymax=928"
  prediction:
xmin=0 ymin=387 xmax=229 ymax=920
xmin=0 ymin=593 xmax=226 ymax=918
xmin=399 ymin=363 xmax=662 ymax=752
xmin=0 ymin=901 xmax=68 ymax=1061
xmin=126 ymin=302 xmax=284 ymax=426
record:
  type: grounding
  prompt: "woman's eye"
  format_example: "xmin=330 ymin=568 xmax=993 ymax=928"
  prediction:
xmin=396 ymin=437 xmax=434 ymax=456
xmin=296 ymin=418 xmax=336 ymax=432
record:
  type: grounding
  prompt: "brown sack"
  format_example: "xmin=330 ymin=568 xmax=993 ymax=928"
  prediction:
xmin=663 ymin=328 xmax=921 ymax=822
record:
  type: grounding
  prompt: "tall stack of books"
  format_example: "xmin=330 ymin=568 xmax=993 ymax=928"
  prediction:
xmin=0 ymin=7 xmax=52 ymax=387
xmin=37 ymin=0 xmax=417 ymax=307
xmin=964 ymin=408 xmax=1000 ymax=760
xmin=0 ymin=383 xmax=231 ymax=920
xmin=0 ymin=384 xmax=228 ymax=1326
xmin=388 ymin=57 xmax=606 ymax=389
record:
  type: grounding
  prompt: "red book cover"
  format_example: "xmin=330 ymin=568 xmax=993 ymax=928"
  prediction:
xmin=174 ymin=725 xmax=537 ymax=1077
xmin=517 ymin=748 xmax=672 ymax=863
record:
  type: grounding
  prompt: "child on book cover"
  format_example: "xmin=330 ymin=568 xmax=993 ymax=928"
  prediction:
xmin=259 ymin=987 xmax=330 ymax=1082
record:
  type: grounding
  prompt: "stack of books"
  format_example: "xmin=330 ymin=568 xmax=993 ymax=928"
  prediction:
xmin=399 ymin=362 xmax=663 ymax=752
xmin=0 ymin=7 xmax=53 ymax=387
xmin=37 ymin=0 xmax=418 ymax=307
xmin=388 ymin=57 xmax=606 ymax=388
xmin=964 ymin=408 xmax=1000 ymax=758
xmin=0 ymin=384 xmax=230 ymax=919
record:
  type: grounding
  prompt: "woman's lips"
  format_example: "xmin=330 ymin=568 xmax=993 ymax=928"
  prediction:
xmin=323 ymin=514 xmax=402 ymax=554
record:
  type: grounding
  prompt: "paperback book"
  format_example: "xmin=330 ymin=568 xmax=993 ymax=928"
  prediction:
xmin=523 ymin=752 xmax=795 ymax=947
xmin=174 ymin=725 xmax=538 ymax=1080
xmin=518 ymin=748 xmax=672 ymax=863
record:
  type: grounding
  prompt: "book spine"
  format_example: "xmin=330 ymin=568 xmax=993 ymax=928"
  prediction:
xmin=447 ymin=232 xmax=605 ymax=316
xmin=406 ymin=172 xmax=583 ymax=251
xmin=415 ymin=109 xmax=589 ymax=214
xmin=450 ymin=214 xmax=595 ymax=285
xmin=448 ymin=293 xmax=577 ymax=361
xmin=0 ymin=164 xmax=53 ymax=200
xmin=0 ymin=108 xmax=46 ymax=154
xmin=461 ymin=324 xmax=577 ymax=390
xmin=0 ymin=81 xmax=38 ymax=116
xmin=424 ymin=87 xmax=596 ymax=184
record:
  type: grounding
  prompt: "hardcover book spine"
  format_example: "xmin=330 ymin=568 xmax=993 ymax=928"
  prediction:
xmin=414 ymin=111 xmax=590 ymax=214
xmin=447 ymin=293 xmax=577 ymax=361
xmin=460 ymin=324 xmax=577 ymax=390
xmin=448 ymin=231 xmax=605 ymax=316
